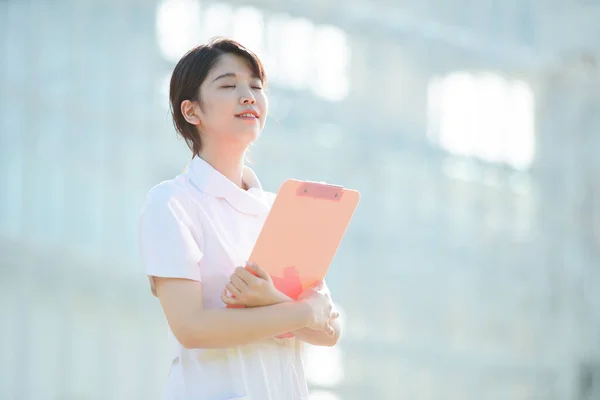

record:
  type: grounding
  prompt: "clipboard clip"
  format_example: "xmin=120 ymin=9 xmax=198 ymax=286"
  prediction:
xmin=296 ymin=181 xmax=344 ymax=201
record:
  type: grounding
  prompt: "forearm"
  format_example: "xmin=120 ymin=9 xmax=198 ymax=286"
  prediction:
xmin=292 ymin=317 xmax=341 ymax=347
xmin=181 ymin=301 xmax=311 ymax=349
xmin=276 ymin=294 xmax=342 ymax=346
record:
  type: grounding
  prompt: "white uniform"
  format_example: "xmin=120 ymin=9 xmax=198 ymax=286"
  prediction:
xmin=138 ymin=156 xmax=308 ymax=400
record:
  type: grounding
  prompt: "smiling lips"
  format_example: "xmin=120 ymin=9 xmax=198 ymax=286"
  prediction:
xmin=235 ymin=109 xmax=259 ymax=119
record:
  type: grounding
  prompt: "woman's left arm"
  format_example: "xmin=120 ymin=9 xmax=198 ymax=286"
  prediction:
xmin=247 ymin=291 xmax=342 ymax=346
xmin=283 ymin=281 xmax=341 ymax=346
xmin=223 ymin=264 xmax=342 ymax=347
xmin=291 ymin=308 xmax=342 ymax=347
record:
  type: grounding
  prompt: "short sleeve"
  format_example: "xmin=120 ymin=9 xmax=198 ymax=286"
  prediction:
xmin=138 ymin=186 xmax=203 ymax=296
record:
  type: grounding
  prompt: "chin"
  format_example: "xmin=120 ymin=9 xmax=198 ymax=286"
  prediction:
xmin=240 ymin=128 xmax=261 ymax=144
xmin=226 ymin=131 xmax=259 ymax=150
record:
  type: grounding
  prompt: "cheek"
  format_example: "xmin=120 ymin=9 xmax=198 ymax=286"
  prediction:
xmin=258 ymin=94 xmax=268 ymax=115
xmin=202 ymin=100 xmax=233 ymax=128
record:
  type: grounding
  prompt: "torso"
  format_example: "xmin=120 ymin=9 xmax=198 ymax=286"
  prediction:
xmin=144 ymin=158 xmax=308 ymax=400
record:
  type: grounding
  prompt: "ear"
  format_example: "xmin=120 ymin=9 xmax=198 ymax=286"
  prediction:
xmin=181 ymin=100 xmax=201 ymax=125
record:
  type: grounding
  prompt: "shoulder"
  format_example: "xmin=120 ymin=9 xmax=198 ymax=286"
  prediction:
xmin=138 ymin=175 xmax=205 ymax=244
xmin=140 ymin=175 xmax=194 ymax=216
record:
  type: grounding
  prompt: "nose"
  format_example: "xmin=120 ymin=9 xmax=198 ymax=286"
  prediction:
xmin=239 ymin=88 xmax=256 ymax=105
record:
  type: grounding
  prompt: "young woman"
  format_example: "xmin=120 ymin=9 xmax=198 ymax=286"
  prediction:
xmin=138 ymin=38 xmax=341 ymax=400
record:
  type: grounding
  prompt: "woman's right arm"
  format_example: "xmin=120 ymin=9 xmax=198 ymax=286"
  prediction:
xmin=139 ymin=189 xmax=325 ymax=348
xmin=154 ymin=276 xmax=314 ymax=349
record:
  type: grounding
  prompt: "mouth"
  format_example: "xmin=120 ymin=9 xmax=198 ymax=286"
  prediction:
xmin=235 ymin=111 xmax=259 ymax=119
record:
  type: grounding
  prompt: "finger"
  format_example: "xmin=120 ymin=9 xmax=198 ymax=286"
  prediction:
xmin=246 ymin=262 xmax=270 ymax=281
xmin=221 ymin=290 xmax=243 ymax=306
xmin=221 ymin=289 xmax=231 ymax=302
xmin=234 ymin=267 xmax=254 ymax=284
xmin=231 ymin=275 xmax=248 ymax=291
xmin=324 ymin=323 xmax=335 ymax=338
xmin=304 ymin=281 xmax=328 ymax=297
xmin=234 ymin=267 xmax=249 ymax=284
xmin=236 ymin=267 xmax=262 ymax=287
xmin=308 ymin=280 xmax=324 ymax=292
xmin=330 ymin=311 xmax=340 ymax=320
xmin=221 ymin=288 xmax=234 ymax=299
xmin=226 ymin=282 xmax=241 ymax=297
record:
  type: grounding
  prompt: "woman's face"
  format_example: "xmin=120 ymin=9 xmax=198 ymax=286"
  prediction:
xmin=195 ymin=53 xmax=267 ymax=150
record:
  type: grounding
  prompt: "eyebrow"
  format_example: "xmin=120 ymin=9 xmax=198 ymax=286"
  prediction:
xmin=212 ymin=72 xmax=237 ymax=83
xmin=212 ymin=72 xmax=261 ymax=83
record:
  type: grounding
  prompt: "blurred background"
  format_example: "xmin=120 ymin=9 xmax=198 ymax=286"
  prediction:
xmin=1 ymin=0 xmax=600 ymax=399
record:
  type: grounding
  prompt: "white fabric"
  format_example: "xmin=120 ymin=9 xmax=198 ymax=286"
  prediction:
xmin=138 ymin=156 xmax=309 ymax=400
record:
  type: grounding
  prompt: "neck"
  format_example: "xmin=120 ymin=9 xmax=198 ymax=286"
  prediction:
xmin=198 ymin=145 xmax=247 ymax=189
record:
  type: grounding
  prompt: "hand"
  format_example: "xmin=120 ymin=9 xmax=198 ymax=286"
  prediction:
xmin=221 ymin=262 xmax=287 ymax=308
xmin=298 ymin=281 xmax=339 ymax=338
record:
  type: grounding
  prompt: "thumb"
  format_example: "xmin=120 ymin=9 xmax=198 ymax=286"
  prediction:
xmin=246 ymin=262 xmax=270 ymax=281
xmin=324 ymin=322 xmax=335 ymax=338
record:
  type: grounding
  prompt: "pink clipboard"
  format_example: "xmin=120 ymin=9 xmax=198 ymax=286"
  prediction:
xmin=250 ymin=179 xmax=360 ymax=299
xmin=227 ymin=180 xmax=360 ymax=337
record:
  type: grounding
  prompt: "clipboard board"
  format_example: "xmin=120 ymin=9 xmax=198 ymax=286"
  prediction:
xmin=237 ymin=179 xmax=360 ymax=301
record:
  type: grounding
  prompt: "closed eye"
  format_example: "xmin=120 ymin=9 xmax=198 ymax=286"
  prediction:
xmin=221 ymin=85 xmax=263 ymax=90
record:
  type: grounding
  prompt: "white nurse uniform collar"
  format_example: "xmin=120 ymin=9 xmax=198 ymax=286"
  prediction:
xmin=186 ymin=155 xmax=271 ymax=216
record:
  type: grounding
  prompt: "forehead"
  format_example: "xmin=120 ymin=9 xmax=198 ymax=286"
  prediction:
xmin=208 ymin=53 xmax=257 ymax=79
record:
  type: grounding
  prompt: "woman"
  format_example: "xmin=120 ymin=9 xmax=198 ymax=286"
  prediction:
xmin=138 ymin=37 xmax=341 ymax=400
